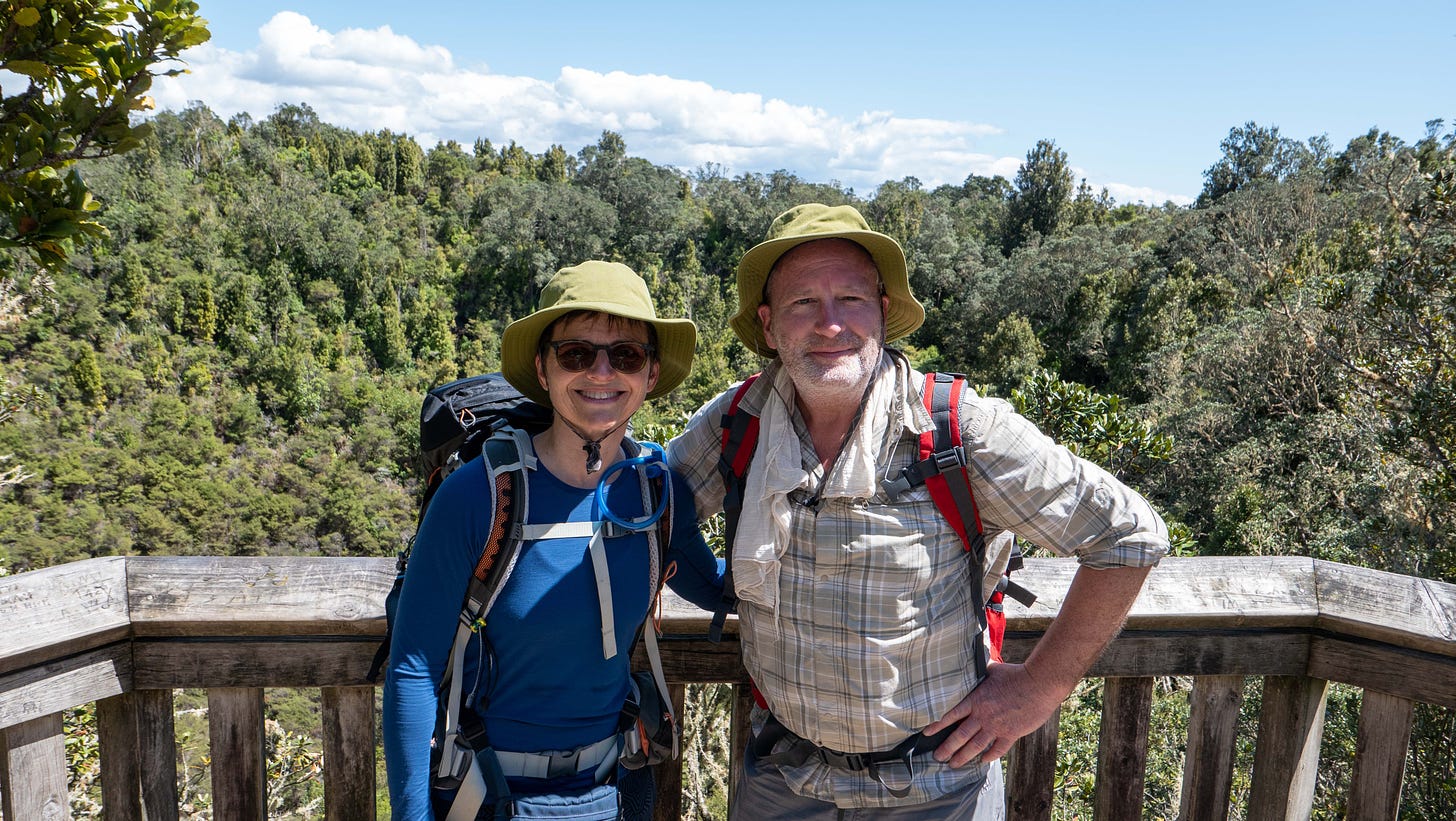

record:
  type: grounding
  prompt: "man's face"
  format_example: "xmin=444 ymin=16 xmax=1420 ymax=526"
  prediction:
xmin=757 ymin=239 xmax=889 ymax=395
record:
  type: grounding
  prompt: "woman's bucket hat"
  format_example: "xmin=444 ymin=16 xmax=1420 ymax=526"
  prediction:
xmin=501 ymin=261 xmax=696 ymax=405
xmin=730 ymin=203 xmax=926 ymax=357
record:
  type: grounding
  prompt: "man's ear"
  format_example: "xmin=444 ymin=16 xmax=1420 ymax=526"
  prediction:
xmin=758 ymin=304 xmax=775 ymax=349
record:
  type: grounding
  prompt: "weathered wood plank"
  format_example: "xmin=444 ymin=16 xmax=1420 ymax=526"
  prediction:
xmin=1248 ymin=675 xmax=1328 ymax=821
xmin=1180 ymin=675 xmax=1244 ymax=821
xmin=651 ymin=683 xmax=687 ymax=821
xmin=1003 ymin=629 xmax=1310 ymax=678
xmin=208 ymin=687 xmax=266 ymax=821
xmin=127 ymin=556 xmax=392 ymax=637
xmin=632 ymin=635 xmax=748 ymax=683
xmin=1004 ymin=557 xmax=1319 ymax=632
xmin=0 ymin=556 xmax=130 ymax=676
xmin=1347 ymin=689 xmax=1415 ymax=821
xmin=137 ymin=688 xmax=179 ymax=821
xmin=0 ymin=642 xmax=131 ymax=731
xmin=728 ymin=684 xmax=754 ymax=813
xmin=1313 ymin=560 xmax=1456 ymax=657
xmin=322 ymin=685 xmax=377 ymax=821
xmin=1007 ymin=706 xmax=1059 ymax=821
xmin=132 ymin=638 xmax=378 ymax=688
xmin=1094 ymin=677 xmax=1152 ymax=821
xmin=1307 ymin=634 xmax=1456 ymax=709
xmin=0 ymin=712 xmax=69 ymax=821
xmin=98 ymin=692 xmax=143 ymax=820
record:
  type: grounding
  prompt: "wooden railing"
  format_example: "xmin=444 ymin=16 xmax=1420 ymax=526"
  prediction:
xmin=2 ymin=556 xmax=1453 ymax=820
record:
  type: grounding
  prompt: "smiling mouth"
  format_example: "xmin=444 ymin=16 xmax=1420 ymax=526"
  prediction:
xmin=578 ymin=390 xmax=623 ymax=401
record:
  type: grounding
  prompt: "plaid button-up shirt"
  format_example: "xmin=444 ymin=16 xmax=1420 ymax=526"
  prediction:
xmin=667 ymin=358 xmax=1169 ymax=807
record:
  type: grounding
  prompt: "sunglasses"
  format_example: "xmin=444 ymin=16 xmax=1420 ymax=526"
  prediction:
xmin=548 ymin=340 xmax=656 ymax=374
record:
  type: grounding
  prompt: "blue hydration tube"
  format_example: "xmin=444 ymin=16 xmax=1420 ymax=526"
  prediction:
xmin=595 ymin=441 xmax=669 ymax=530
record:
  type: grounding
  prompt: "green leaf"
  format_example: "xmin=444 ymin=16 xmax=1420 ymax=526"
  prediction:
xmin=179 ymin=26 xmax=212 ymax=48
xmin=5 ymin=60 xmax=51 ymax=79
xmin=13 ymin=7 xmax=41 ymax=26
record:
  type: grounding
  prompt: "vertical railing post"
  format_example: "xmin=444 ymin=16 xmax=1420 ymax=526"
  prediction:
xmin=322 ymin=685 xmax=377 ymax=821
xmin=0 ymin=712 xmax=69 ymax=820
xmin=1007 ymin=705 xmax=1060 ymax=821
xmin=1248 ymin=675 xmax=1328 ymax=821
xmin=98 ymin=692 xmax=143 ymax=819
xmin=726 ymin=683 xmax=755 ymax=814
xmin=1180 ymin=675 xmax=1244 ymax=821
xmin=137 ymin=688 xmax=180 ymax=821
xmin=1094 ymin=676 xmax=1153 ymax=821
xmin=209 ymin=687 xmax=267 ymax=820
xmin=1347 ymin=689 xmax=1415 ymax=821
xmin=651 ymin=683 xmax=688 ymax=821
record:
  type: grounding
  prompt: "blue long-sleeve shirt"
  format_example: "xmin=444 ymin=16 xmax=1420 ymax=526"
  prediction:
xmin=383 ymin=448 xmax=723 ymax=819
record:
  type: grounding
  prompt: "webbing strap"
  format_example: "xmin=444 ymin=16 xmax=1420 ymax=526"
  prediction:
xmin=710 ymin=375 xmax=760 ymax=642
xmin=438 ymin=618 xmax=476 ymax=784
xmin=587 ymin=525 xmax=617 ymax=660
xmin=642 ymin=616 xmax=679 ymax=758
xmin=446 ymin=754 xmax=490 ymax=821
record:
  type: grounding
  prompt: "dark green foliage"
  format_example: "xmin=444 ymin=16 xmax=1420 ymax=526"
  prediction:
xmin=1002 ymin=139 xmax=1075 ymax=254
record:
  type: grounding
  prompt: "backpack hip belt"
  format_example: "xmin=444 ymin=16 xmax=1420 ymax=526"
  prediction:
xmin=491 ymin=735 xmax=621 ymax=781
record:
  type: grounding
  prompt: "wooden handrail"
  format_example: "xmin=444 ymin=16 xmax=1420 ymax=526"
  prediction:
xmin=2 ymin=556 xmax=1454 ymax=819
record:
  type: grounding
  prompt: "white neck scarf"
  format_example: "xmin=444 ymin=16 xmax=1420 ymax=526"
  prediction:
xmin=732 ymin=353 xmax=913 ymax=609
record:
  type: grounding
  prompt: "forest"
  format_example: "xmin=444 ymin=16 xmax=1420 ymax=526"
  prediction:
xmin=2 ymin=99 xmax=1454 ymax=817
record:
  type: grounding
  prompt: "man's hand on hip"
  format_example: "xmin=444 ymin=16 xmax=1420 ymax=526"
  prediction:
xmin=922 ymin=661 xmax=1064 ymax=769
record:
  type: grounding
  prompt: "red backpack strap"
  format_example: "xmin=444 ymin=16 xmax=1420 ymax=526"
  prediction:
xmin=708 ymin=374 xmax=761 ymax=642
xmin=883 ymin=372 xmax=995 ymax=678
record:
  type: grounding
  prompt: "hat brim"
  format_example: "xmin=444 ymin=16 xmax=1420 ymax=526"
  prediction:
xmin=730 ymin=232 xmax=925 ymax=358
xmin=501 ymin=304 xmax=697 ymax=406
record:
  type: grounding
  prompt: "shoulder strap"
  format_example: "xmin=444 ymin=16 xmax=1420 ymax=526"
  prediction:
xmin=709 ymin=374 xmax=762 ymax=642
xmin=435 ymin=428 xmax=534 ymax=784
xmin=363 ymin=423 xmax=529 ymax=684
xmin=882 ymin=372 xmax=995 ymax=680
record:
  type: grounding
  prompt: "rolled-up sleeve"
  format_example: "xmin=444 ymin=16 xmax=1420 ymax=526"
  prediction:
xmin=961 ymin=397 xmax=1169 ymax=568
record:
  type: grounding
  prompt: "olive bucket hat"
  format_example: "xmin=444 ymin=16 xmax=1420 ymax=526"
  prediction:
xmin=500 ymin=261 xmax=697 ymax=405
xmin=730 ymin=203 xmax=926 ymax=357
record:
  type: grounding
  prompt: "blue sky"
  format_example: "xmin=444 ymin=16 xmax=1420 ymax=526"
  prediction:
xmin=154 ymin=1 xmax=1456 ymax=205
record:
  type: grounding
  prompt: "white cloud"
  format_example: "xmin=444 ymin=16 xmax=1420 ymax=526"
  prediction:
xmin=152 ymin=12 xmax=1179 ymax=202
xmin=1100 ymin=182 xmax=1194 ymax=207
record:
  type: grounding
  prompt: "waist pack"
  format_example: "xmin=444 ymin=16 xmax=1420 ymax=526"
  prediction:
xmin=434 ymin=782 xmax=619 ymax=821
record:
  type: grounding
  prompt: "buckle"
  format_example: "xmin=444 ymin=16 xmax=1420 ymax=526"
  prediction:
xmin=880 ymin=474 xmax=912 ymax=501
xmin=930 ymin=446 xmax=964 ymax=475
xmin=817 ymin=748 xmax=868 ymax=771
xmin=547 ymin=748 xmax=582 ymax=779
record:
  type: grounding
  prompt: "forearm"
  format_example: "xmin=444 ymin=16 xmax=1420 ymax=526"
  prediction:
xmin=1022 ymin=564 xmax=1151 ymax=704
xmin=927 ymin=563 xmax=1152 ymax=767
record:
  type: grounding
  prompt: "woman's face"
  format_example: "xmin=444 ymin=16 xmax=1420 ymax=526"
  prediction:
xmin=535 ymin=312 xmax=659 ymax=440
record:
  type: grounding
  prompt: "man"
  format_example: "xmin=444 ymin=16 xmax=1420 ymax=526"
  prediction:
xmin=667 ymin=204 xmax=1170 ymax=819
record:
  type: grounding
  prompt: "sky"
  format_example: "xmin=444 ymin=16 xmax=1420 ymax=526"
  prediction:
xmin=151 ymin=1 xmax=1456 ymax=206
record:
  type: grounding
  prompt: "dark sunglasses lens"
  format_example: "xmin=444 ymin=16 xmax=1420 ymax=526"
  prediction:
xmin=607 ymin=343 xmax=648 ymax=373
xmin=554 ymin=342 xmax=596 ymax=371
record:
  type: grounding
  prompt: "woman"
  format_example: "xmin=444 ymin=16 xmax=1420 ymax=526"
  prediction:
xmin=384 ymin=261 xmax=723 ymax=820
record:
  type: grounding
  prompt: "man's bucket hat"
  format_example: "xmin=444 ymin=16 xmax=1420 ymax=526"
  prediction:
xmin=730 ymin=203 xmax=926 ymax=358
xmin=501 ymin=261 xmax=697 ymax=405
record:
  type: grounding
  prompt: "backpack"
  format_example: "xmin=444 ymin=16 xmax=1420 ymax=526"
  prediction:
xmin=369 ymin=373 xmax=680 ymax=817
xmin=366 ymin=372 xmax=552 ymax=684
xmin=710 ymin=371 xmax=1036 ymax=683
